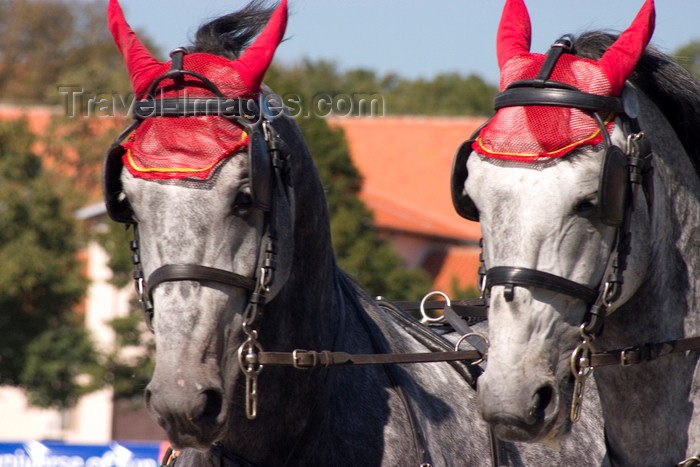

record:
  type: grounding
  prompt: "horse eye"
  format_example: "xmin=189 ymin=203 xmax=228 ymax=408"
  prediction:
xmin=232 ymin=191 xmax=252 ymax=215
xmin=573 ymin=198 xmax=597 ymax=215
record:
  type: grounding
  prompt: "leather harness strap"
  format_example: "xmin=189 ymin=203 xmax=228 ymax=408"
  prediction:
xmin=589 ymin=335 xmax=700 ymax=368
xmin=257 ymin=348 xmax=484 ymax=368
xmin=146 ymin=264 xmax=257 ymax=301
xmin=486 ymin=266 xmax=599 ymax=304
xmin=393 ymin=298 xmax=489 ymax=321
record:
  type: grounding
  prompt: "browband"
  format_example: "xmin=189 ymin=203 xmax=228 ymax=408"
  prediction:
xmin=494 ymin=86 xmax=624 ymax=113
xmin=133 ymin=97 xmax=260 ymax=120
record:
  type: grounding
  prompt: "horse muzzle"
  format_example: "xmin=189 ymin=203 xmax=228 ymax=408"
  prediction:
xmin=145 ymin=378 xmax=227 ymax=450
xmin=477 ymin=372 xmax=566 ymax=442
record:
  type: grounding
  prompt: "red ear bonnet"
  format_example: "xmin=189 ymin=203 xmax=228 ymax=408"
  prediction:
xmin=107 ymin=0 xmax=288 ymax=180
xmin=108 ymin=0 xmax=287 ymax=98
xmin=107 ymin=0 xmax=165 ymax=97
xmin=474 ymin=0 xmax=655 ymax=161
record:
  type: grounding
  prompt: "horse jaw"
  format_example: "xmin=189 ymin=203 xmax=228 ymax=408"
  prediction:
xmin=466 ymin=147 xmax=614 ymax=442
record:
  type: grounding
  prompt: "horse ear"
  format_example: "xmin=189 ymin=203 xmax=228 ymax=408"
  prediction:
xmin=107 ymin=0 xmax=163 ymax=96
xmin=232 ymin=0 xmax=288 ymax=92
xmin=496 ymin=0 xmax=532 ymax=70
xmin=598 ymin=0 xmax=655 ymax=95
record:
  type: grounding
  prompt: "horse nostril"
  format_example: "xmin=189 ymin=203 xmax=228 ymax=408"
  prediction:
xmin=528 ymin=384 xmax=554 ymax=425
xmin=192 ymin=388 xmax=223 ymax=427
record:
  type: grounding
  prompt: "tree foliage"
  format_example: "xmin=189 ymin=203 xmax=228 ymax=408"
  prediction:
xmin=673 ymin=40 xmax=700 ymax=79
xmin=0 ymin=0 xmax=134 ymax=105
xmin=0 ymin=117 xmax=96 ymax=408
xmin=265 ymin=60 xmax=497 ymax=117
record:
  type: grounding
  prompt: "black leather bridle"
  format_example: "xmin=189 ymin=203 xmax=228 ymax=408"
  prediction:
xmin=102 ymin=48 xmax=293 ymax=334
xmin=463 ymin=36 xmax=654 ymax=337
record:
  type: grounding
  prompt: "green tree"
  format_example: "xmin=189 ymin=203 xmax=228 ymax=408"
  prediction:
xmin=385 ymin=73 xmax=496 ymax=116
xmin=0 ymin=0 xmax=148 ymax=106
xmin=674 ymin=40 xmax=700 ymax=79
xmin=266 ymin=61 xmax=497 ymax=117
xmin=0 ymin=117 xmax=97 ymax=408
xmin=102 ymin=299 xmax=155 ymax=401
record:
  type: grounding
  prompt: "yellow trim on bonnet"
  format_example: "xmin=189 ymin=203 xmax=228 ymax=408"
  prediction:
xmin=475 ymin=115 xmax=614 ymax=158
xmin=125 ymin=132 xmax=249 ymax=174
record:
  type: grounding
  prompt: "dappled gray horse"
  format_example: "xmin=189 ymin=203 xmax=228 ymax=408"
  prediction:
xmin=103 ymin=0 xmax=605 ymax=465
xmin=452 ymin=0 xmax=700 ymax=464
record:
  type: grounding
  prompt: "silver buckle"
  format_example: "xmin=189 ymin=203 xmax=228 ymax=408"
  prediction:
xmin=292 ymin=349 xmax=316 ymax=369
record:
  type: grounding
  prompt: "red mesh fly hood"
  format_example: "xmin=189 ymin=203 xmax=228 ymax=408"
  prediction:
xmin=474 ymin=0 xmax=654 ymax=162
xmin=107 ymin=0 xmax=287 ymax=180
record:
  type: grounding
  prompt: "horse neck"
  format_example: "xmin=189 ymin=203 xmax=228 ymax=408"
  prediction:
xmin=212 ymin=127 xmax=350 ymax=465
xmin=593 ymin=94 xmax=700 ymax=464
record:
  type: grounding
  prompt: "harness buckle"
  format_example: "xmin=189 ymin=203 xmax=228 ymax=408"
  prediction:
xmin=292 ymin=349 xmax=316 ymax=369
xmin=620 ymin=347 xmax=636 ymax=366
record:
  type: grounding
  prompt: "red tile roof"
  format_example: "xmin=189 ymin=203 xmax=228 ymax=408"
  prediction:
xmin=328 ymin=116 xmax=483 ymax=242
xmin=431 ymin=245 xmax=482 ymax=293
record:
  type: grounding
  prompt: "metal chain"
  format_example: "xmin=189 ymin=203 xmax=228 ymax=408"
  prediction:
xmin=237 ymin=328 xmax=264 ymax=420
xmin=570 ymin=324 xmax=594 ymax=423
xmin=236 ymin=232 xmax=276 ymax=420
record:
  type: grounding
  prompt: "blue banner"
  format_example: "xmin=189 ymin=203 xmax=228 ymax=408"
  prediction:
xmin=0 ymin=441 xmax=163 ymax=467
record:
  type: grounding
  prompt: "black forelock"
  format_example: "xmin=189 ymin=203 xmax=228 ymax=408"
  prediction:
xmin=190 ymin=0 xmax=276 ymax=61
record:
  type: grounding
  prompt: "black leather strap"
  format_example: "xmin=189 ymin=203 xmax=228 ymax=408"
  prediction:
xmin=535 ymin=35 xmax=574 ymax=82
xmin=134 ymin=97 xmax=258 ymax=119
xmin=257 ymin=348 xmax=484 ymax=368
xmin=486 ymin=266 xmax=599 ymax=304
xmin=146 ymin=264 xmax=257 ymax=301
xmin=494 ymin=87 xmax=623 ymax=113
xmin=589 ymin=335 xmax=700 ymax=368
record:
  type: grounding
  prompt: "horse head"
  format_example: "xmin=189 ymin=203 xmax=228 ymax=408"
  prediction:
xmin=452 ymin=0 xmax=655 ymax=444
xmin=103 ymin=0 xmax=316 ymax=451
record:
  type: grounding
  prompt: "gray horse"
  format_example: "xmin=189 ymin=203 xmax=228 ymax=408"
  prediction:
xmin=453 ymin=0 xmax=700 ymax=464
xmin=104 ymin=0 xmax=606 ymax=465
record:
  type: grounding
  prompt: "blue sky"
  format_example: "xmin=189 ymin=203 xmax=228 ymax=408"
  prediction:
xmin=115 ymin=1 xmax=700 ymax=85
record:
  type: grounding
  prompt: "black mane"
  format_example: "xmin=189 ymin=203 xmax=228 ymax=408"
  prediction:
xmin=190 ymin=0 xmax=276 ymax=60
xmin=572 ymin=31 xmax=700 ymax=176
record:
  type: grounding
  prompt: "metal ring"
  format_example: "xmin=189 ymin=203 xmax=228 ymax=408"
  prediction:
xmin=237 ymin=339 xmax=264 ymax=376
xmin=419 ymin=291 xmax=450 ymax=324
xmin=569 ymin=342 xmax=593 ymax=378
xmin=678 ymin=455 xmax=700 ymax=467
xmin=454 ymin=332 xmax=489 ymax=366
